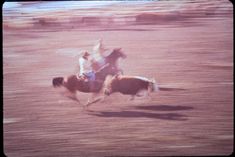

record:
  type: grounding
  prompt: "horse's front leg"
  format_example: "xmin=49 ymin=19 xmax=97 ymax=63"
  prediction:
xmin=99 ymin=94 xmax=107 ymax=103
xmin=63 ymin=90 xmax=81 ymax=104
xmin=83 ymin=93 xmax=100 ymax=109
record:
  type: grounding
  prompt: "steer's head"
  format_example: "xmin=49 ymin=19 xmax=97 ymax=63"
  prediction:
xmin=52 ymin=77 xmax=64 ymax=87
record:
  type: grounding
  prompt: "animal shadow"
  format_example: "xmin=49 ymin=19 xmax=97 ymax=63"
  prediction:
xmin=89 ymin=104 xmax=194 ymax=121
xmin=159 ymin=87 xmax=187 ymax=91
xmin=89 ymin=110 xmax=188 ymax=121
xmin=133 ymin=104 xmax=194 ymax=111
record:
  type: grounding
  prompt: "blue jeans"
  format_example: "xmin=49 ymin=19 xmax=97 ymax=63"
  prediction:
xmin=84 ymin=71 xmax=95 ymax=81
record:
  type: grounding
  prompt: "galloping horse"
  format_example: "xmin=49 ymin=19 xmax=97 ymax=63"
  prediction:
xmin=91 ymin=48 xmax=125 ymax=74
xmin=52 ymin=48 xmax=126 ymax=107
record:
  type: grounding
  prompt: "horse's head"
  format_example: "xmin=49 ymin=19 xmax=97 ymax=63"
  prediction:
xmin=110 ymin=48 xmax=127 ymax=60
xmin=95 ymin=48 xmax=126 ymax=81
xmin=52 ymin=77 xmax=64 ymax=87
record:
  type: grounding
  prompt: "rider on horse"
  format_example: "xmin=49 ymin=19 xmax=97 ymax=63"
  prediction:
xmin=78 ymin=51 xmax=95 ymax=81
xmin=78 ymin=39 xmax=109 ymax=82
xmin=92 ymin=39 xmax=109 ymax=66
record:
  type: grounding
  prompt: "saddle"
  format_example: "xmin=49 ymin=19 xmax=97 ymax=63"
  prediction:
xmin=77 ymin=75 xmax=98 ymax=91
xmin=78 ymin=73 xmax=97 ymax=83
xmin=77 ymin=75 xmax=89 ymax=82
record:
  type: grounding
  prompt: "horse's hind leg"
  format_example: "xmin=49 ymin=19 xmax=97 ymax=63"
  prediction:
xmin=69 ymin=94 xmax=80 ymax=103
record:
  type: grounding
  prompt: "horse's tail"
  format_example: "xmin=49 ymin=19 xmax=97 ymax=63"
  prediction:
xmin=52 ymin=77 xmax=64 ymax=87
xmin=149 ymin=78 xmax=159 ymax=92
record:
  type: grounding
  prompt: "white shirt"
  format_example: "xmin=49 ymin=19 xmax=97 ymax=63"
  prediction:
xmin=79 ymin=57 xmax=93 ymax=75
xmin=92 ymin=40 xmax=109 ymax=64
xmin=92 ymin=39 xmax=107 ymax=57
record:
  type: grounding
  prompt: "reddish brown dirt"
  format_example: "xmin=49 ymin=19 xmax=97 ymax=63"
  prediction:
xmin=3 ymin=1 xmax=233 ymax=156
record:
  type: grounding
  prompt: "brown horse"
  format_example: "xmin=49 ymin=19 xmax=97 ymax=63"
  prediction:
xmin=52 ymin=48 xmax=126 ymax=107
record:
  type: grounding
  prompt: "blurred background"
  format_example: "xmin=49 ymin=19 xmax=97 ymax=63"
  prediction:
xmin=3 ymin=1 xmax=233 ymax=156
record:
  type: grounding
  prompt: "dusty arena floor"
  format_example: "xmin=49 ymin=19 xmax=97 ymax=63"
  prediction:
xmin=3 ymin=1 xmax=233 ymax=156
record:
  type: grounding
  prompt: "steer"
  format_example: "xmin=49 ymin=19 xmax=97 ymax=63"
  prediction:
xmin=104 ymin=74 xmax=159 ymax=100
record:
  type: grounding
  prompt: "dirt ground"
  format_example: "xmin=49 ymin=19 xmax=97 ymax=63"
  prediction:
xmin=3 ymin=1 xmax=233 ymax=156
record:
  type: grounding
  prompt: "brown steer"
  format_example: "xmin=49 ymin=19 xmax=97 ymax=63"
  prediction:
xmin=104 ymin=74 xmax=159 ymax=100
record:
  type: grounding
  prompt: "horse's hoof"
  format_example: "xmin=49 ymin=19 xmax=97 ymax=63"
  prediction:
xmin=83 ymin=105 xmax=94 ymax=112
xmin=83 ymin=102 xmax=90 ymax=110
xmin=82 ymin=105 xmax=88 ymax=111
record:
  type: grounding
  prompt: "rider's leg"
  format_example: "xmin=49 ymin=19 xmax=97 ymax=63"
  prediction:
xmin=90 ymin=72 xmax=96 ymax=81
xmin=84 ymin=72 xmax=95 ymax=81
xmin=86 ymin=71 xmax=96 ymax=91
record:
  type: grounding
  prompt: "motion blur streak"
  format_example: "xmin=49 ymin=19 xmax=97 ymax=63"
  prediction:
xmin=3 ymin=1 xmax=233 ymax=156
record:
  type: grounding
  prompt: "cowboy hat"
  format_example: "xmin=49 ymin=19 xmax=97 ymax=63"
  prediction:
xmin=83 ymin=51 xmax=90 ymax=57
